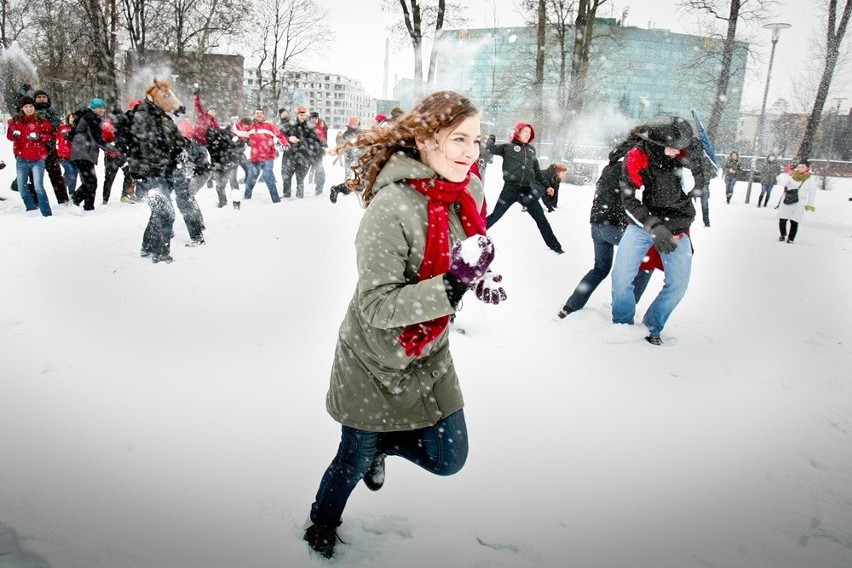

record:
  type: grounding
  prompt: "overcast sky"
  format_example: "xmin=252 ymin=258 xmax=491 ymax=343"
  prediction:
xmin=299 ymin=0 xmax=851 ymax=115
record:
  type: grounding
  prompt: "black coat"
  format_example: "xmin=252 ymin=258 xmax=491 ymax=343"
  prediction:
xmin=620 ymin=141 xmax=696 ymax=232
xmin=287 ymin=119 xmax=323 ymax=164
xmin=486 ymin=137 xmax=544 ymax=187
xmin=590 ymin=161 xmax=629 ymax=226
xmin=206 ymin=127 xmax=243 ymax=170
xmin=126 ymin=100 xmax=185 ymax=181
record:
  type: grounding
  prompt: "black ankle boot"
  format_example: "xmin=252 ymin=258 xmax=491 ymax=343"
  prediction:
xmin=304 ymin=524 xmax=343 ymax=558
xmin=363 ymin=453 xmax=386 ymax=491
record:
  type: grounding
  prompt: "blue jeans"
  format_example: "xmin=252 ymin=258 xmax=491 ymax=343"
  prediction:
xmin=724 ymin=177 xmax=736 ymax=202
xmin=61 ymin=159 xmax=79 ymax=200
xmin=563 ymin=223 xmax=652 ymax=312
xmin=244 ymin=159 xmax=279 ymax=202
xmin=16 ymin=157 xmax=51 ymax=216
xmin=309 ymin=410 xmax=469 ymax=527
xmin=611 ymin=224 xmax=692 ymax=336
xmin=759 ymin=182 xmax=774 ymax=204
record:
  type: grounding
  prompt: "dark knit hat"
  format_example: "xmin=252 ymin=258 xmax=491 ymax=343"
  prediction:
xmin=309 ymin=111 xmax=319 ymax=118
xmin=18 ymin=95 xmax=35 ymax=109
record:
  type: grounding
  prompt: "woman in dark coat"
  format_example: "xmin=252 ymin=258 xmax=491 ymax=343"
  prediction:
xmin=70 ymin=98 xmax=113 ymax=210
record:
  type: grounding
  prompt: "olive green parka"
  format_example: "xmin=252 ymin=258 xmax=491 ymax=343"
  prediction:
xmin=326 ymin=152 xmax=485 ymax=432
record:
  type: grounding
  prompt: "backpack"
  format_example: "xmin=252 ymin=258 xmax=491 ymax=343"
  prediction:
xmin=112 ymin=108 xmax=137 ymax=154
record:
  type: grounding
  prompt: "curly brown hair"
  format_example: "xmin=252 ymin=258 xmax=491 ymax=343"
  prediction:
xmin=333 ymin=90 xmax=479 ymax=205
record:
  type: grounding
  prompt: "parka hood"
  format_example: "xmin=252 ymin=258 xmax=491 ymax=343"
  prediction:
xmin=373 ymin=151 xmax=436 ymax=195
xmin=511 ymin=122 xmax=535 ymax=144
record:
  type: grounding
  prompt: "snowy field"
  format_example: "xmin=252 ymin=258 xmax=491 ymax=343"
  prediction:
xmin=1 ymin=141 xmax=851 ymax=568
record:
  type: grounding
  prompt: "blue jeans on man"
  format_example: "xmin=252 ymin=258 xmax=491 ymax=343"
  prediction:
xmin=563 ymin=223 xmax=652 ymax=312
xmin=309 ymin=410 xmax=468 ymax=528
xmin=244 ymin=159 xmax=280 ymax=202
xmin=758 ymin=182 xmax=774 ymax=207
xmin=612 ymin=224 xmax=692 ymax=337
xmin=16 ymin=157 xmax=51 ymax=216
xmin=61 ymin=159 xmax=79 ymax=201
xmin=724 ymin=177 xmax=736 ymax=203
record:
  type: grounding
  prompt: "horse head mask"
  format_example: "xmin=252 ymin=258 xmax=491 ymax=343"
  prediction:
xmin=146 ymin=78 xmax=186 ymax=116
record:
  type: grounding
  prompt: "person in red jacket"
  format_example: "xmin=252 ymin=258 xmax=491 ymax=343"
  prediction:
xmin=233 ymin=107 xmax=289 ymax=203
xmin=191 ymin=85 xmax=219 ymax=145
xmin=56 ymin=113 xmax=77 ymax=201
xmin=6 ymin=95 xmax=54 ymax=216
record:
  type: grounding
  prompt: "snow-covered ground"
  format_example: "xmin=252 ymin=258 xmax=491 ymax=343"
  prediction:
xmin=1 ymin=141 xmax=851 ymax=568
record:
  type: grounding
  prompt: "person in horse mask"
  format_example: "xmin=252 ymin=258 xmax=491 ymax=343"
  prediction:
xmin=126 ymin=79 xmax=187 ymax=263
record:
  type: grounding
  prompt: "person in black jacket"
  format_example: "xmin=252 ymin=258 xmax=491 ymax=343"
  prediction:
xmin=206 ymin=124 xmax=244 ymax=208
xmin=611 ymin=116 xmax=696 ymax=345
xmin=69 ymin=98 xmax=115 ymax=211
xmin=126 ymin=85 xmax=187 ymax=263
xmin=558 ymin=139 xmax=653 ymax=318
xmin=485 ymin=122 xmax=563 ymax=253
xmin=281 ymin=106 xmax=322 ymax=198
xmin=539 ymin=163 xmax=567 ymax=212
xmin=757 ymin=153 xmax=782 ymax=208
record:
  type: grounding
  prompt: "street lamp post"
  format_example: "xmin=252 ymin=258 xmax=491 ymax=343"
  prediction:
xmin=744 ymin=22 xmax=790 ymax=205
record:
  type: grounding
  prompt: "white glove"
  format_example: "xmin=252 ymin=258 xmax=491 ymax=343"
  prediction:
xmin=12 ymin=130 xmax=21 ymax=138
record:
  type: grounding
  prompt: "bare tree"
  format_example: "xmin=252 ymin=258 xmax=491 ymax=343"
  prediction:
xmin=0 ymin=0 xmax=29 ymax=114
xmin=249 ymin=0 xmax=328 ymax=110
xmin=382 ymin=0 xmax=466 ymax=96
xmin=533 ymin=0 xmax=545 ymax=133
xmin=796 ymin=0 xmax=852 ymax=159
xmin=75 ymin=0 xmax=121 ymax=101
xmin=678 ymin=0 xmax=776 ymax=144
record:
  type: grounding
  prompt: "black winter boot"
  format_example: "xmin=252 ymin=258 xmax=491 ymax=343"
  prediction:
xmin=303 ymin=524 xmax=344 ymax=558
xmin=363 ymin=453 xmax=386 ymax=491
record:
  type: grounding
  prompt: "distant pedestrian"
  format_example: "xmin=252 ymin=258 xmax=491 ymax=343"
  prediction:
xmin=758 ymin=153 xmax=782 ymax=208
xmin=776 ymin=158 xmax=817 ymax=244
xmin=723 ymin=151 xmax=741 ymax=204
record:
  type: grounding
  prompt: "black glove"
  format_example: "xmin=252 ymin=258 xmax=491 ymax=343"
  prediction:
xmin=28 ymin=132 xmax=40 ymax=141
xmin=12 ymin=130 xmax=21 ymax=139
xmin=648 ymin=222 xmax=678 ymax=254
xmin=19 ymin=83 xmax=32 ymax=95
xmin=443 ymin=273 xmax=468 ymax=309
xmin=193 ymin=83 xmax=201 ymax=95
xmin=0 ymin=161 xmax=6 ymax=170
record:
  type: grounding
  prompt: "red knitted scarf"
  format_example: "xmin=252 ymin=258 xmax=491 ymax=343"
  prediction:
xmin=398 ymin=175 xmax=486 ymax=357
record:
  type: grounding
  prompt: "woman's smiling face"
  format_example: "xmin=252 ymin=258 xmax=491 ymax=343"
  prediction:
xmin=417 ymin=114 xmax=481 ymax=182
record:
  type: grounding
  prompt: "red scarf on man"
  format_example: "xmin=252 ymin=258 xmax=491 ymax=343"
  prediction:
xmin=398 ymin=174 xmax=486 ymax=357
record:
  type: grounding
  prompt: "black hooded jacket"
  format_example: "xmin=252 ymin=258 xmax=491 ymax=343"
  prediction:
xmin=620 ymin=140 xmax=696 ymax=232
